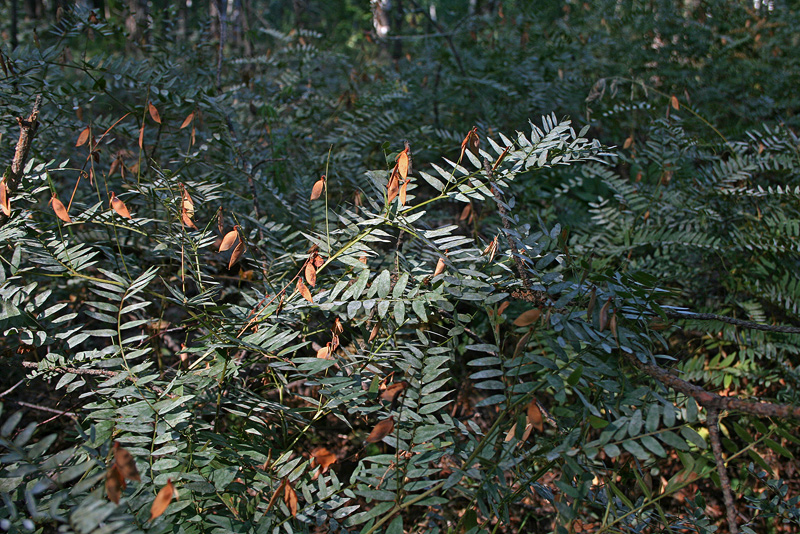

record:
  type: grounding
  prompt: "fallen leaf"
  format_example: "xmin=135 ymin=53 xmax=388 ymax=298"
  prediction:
xmin=51 ymin=195 xmax=72 ymax=223
xmin=527 ymin=399 xmax=544 ymax=432
xmin=229 ymin=241 xmax=246 ymax=269
xmin=513 ymin=309 xmax=541 ymax=327
xmin=219 ymin=228 xmax=239 ymax=252
xmin=396 ymin=150 xmax=409 ymax=180
xmin=149 ymin=479 xmax=174 ymax=521
xmin=180 ymin=111 xmax=194 ymax=129
xmin=310 ymin=175 xmax=325 ymax=200
xmin=297 ymin=278 xmax=313 ymax=303
xmin=311 ymin=447 xmax=337 ymax=473
xmin=106 ymin=464 xmax=126 ymax=504
xmin=366 ymin=416 xmax=394 ymax=443
xmin=284 ymin=480 xmax=298 ymax=517
xmin=113 ymin=442 xmax=141 ymax=481
xmin=76 ymin=126 xmax=90 ymax=147
xmin=433 ymin=257 xmax=446 ymax=277
xmin=148 ymin=101 xmax=162 ymax=124
xmin=670 ymin=95 xmax=680 ymax=110
xmin=305 ymin=262 xmax=317 ymax=287
xmin=110 ymin=192 xmax=132 ymax=219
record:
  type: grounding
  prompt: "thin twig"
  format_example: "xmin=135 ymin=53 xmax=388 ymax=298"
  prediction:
xmin=19 ymin=361 xmax=173 ymax=397
xmin=707 ymin=408 xmax=740 ymax=534
xmin=12 ymin=400 xmax=77 ymax=418
xmin=664 ymin=310 xmax=800 ymax=334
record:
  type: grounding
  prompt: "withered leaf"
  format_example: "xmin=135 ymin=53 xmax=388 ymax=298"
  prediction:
xmin=670 ymin=95 xmax=680 ymax=110
xmin=313 ymin=254 xmax=325 ymax=268
xmin=310 ymin=176 xmax=325 ymax=200
xmin=399 ymin=180 xmax=408 ymax=206
xmin=180 ymin=111 xmax=195 ymax=129
xmin=305 ymin=262 xmax=317 ymax=287
xmin=369 ymin=319 xmax=381 ymax=342
xmin=504 ymin=423 xmax=518 ymax=442
xmin=148 ymin=101 xmax=162 ymax=124
xmin=219 ymin=228 xmax=239 ymax=252
xmin=311 ymin=447 xmax=337 ymax=474
xmin=513 ymin=309 xmax=541 ymax=327
xmin=433 ymin=257 xmax=446 ymax=277
xmin=586 ymin=287 xmax=597 ymax=320
xmin=181 ymin=187 xmax=195 ymax=218
xmin=217 ymin=206 xmax=224 ymax=235
xmin=623 ymin=136 xmax=634 ymax=150
xmin=387 ymin=170 xmax=400 ymax=203
xmin=366 ymin=416 xmax=394 ymax=443
xmin=497 ymin=301 xmax=510 ymax=315
xmin=396 ymin=149 xmax=409 ymax=180
xmin=138 ymin=123 xmax=144 ymax=149
xmin=513 ymin=331 xmax=531 ymax=358
xmin=316 ymin=343 xmax=331 ymax=359
xmin=284 ymin=480 xmax=298 ymax=517
xmin=297 ymin=278 xmax=313 ymax=303
xmin=599 ymin=299 xmax=612 ymax=332
xmin=459 ymin=126 xmax=479 ymax=161
xmin=181 ymin=208 xmax=198 ymax=230
xmin=106 ymin=464 xmax=126 ymax=504
xmin=149 ymin=479 xmax=175 ymax=521
xmin=110 ymin=192 xmax=132 ymax=219
xmin=460 ymin=203 xmax=472 ymax=221
xmin=76 ymin=126 xmax=90 ymax=147
xmin=265 ymin=479 xmax=286 ymax=514
xmin=333 ymin=318 xmax=343 ymax=335
xmin=51 ymin=195 xmax=72 ymax=223
xmin=0 ymin=181 xmax=9 ymax=216
xmin=526 ymin=399 xmax=544 ymax=432
xmin=229 ymin=241 xmax=246 ymax=269
xmin=610 ymin=311 xmax=618 ymax=344
xmin=482 ymin=235 xmax=498 ymax=262
xmin=380 ymin=380 xmax=409 ymax=405
xmin=113 ymin=442 xmax=140 ymax=481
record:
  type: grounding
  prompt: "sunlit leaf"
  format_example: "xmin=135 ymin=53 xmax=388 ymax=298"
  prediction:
xmin=50 ymin=195 xmax=72 ymax=223
xmin=513 ymin=309 xmax=540 ymax=327
xmin=219 ymin=228 xmax=239 ymax=252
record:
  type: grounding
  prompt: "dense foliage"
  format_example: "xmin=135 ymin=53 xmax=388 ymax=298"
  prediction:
xmin=1 ymin=1 xmax=800 ymax=533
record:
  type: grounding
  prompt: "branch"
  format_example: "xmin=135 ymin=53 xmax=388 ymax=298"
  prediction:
xmin=664 ymin=309 xmax=800 ymax=334
xmin=707 ymin=408 xmax=740 ymax=534
xmin=1 ymin=95 xmax=42 ymax=225
xmin=20 ymin=360 xmax=173 ymax=397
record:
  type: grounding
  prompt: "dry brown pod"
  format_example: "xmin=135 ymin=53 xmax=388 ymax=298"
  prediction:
xmin=366 ymin=416 xmax=395 ymax=443
xmin=387 ymin=170 xmax=400 ymax=203
xmin=305 ymin=262 xmax=317 ymax=287
xmin=433 ymin=257 xmax=446 ymax=277
xmin=219 ymin=227 xmax=239 ymax=252
xmin=148 ymin=101 xmax=162 ymax=124
xmin=76 ymin=126 xmax=90 ymax=147
xmin=380 ymin=380 xmax=409 ymax=404
xmin=228 ymin=241 xmax=246 ymax=270
xmin=180 ymin=111 xmax=194 ymax=129
xmin=297 ymin=278 xmax=313 ymax=303
xmin=0 ymin=181 xmax=10 ymax=216
xmin=396 ymin=150 xmax=409 ymax=180
xmin=513 ymin=309 xmax=540 ymax=327
xmin=599 ymin=298 xmax=612 ymax=332
xmin=310 ymin=175 xmax=325 ymax=200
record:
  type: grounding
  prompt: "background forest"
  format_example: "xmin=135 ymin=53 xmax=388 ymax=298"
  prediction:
xmin=2 ymin=0 xmax=800 ymax=533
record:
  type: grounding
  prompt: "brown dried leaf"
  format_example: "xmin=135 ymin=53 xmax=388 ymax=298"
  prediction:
xmin=310 ymin=176 xmax=325 ymax=200
xmin=110 ymin=192 xmax=132 ymax=219
xmin=284 ymin=480 xmax=298 ymax=517
xmin=219 ymin=228 xmax=239 ymax=252
xmin=106 ymin=464 xmax=126 ymax=504
xmin=599 ymin=298 xmax=611 ymax=332
xmin=229 ymin=241 xmax=246 ymax=269
xmin=51 ymin=195 xmax=72 ymax=223
xmin=513 ymin=331 xmax=531 ymax=358
xmin=313 ymin=254 xmax=325 ymax=268
xmin=366 ymin=416 xmax=394 ymax=443
xmin=433 ymin=257 xmax=446 ymax=277
xmin=399 ymin=180 xmax=408 ymax=206
xmin=76 ymin=126 xmax=90 ymax=147
xmin=380 ymin=380 xmax=409 ymax=404
xmin=369 ymin=319 xmax=381 ymax=342
xmin=311 ymin=447 xmax=337 ymax=473
xmin=181 ymin=208 xmax=198 ymax=230
xmin=387 ymin=170 xmax=400 ymax=203
xmin=138 ymin=123 xmax=145 ymax=149
xmin=586 ymin=287 xmax=597 ymax=320
xmin=182 ymin=187 xmax=195 ymax=218
xmin=1 ymin=181 xmax=10 ymax=216
xmin=459 ymin=126 xmax=479 ymax=161
xmin=149 ymin=479 xmax=174 ymax=521
xmin=610 ymin=311 xmax=618 ymax=344
xmin=482 ymin=235 xmax=498 ymax=262
xmin=504 ymin=423 xmax=517 ymax=442
xmin=297 ymin=278 xmax=313 ymax=303
xmin=316 ymin=343 xmax=331 ymax=359
xmin=526 ymin=399 xmax=544 ymax=432
xmin=113 ymin=442 xmax=141 ymax=481
xmin=180 ymin=111 xmax=195 ymax=129
xmin=148 ymin=101 xmax=162 ymax=124
xmin=217 ymin=207 xmax=224 ymax=235
xmin=333 ymin=318 xmax=343 ymax=335
xmin=670 ymin=95 xmax=680 ymax=110
xmin=396 ymin=150 xmax=409 ymax=180
xmin=265 ymin=479 xmax=286 ymax=514
xmin=513 ymin=309 xmax=541 ymax=327
xmin=459 ymin=203 xmax=472 ymax=221
xmin=623 ymin=136 xmax=634 ymax=150
xmin=305 ymin=262 xmax=317 ymax=287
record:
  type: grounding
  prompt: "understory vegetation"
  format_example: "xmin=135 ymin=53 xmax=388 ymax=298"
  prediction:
xmin=1 ymin=1 xmax=800 ymax=533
